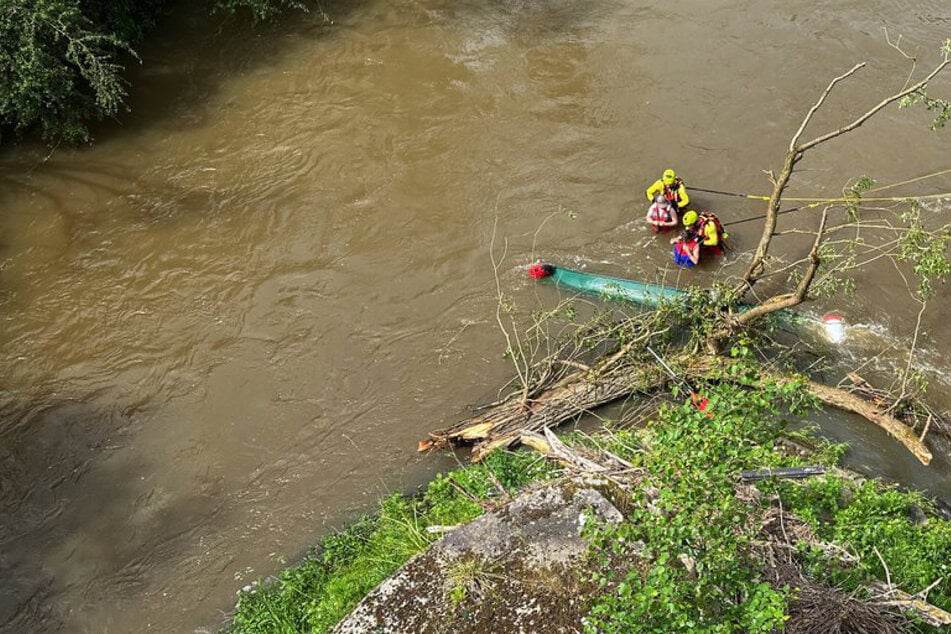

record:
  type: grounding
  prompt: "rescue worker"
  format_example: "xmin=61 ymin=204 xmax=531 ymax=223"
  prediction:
xmin=645 ymin=193 xmax=678 ymax=232
xmin=646 ymin=168 xmax=690 ymax=211
xmin=682 ymin=210 xmax=728 ymax=256
xmin=670 ymin=217 xmax=701 ymax=268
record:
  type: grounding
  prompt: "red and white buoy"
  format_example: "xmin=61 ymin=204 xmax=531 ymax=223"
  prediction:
xmin=821 ymin=313 xmax=847 ymax=343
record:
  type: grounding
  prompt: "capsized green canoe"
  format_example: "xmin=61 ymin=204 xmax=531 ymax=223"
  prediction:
xmin=528 ymin=263 xmax=686 ymax=307
xmin=527 ymin=262 xmax=843 ymax=339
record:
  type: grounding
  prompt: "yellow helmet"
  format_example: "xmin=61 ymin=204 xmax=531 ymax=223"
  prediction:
xmin=662 ymin=169 xmax=676 ymax=185
xmin=683 ymin=210 xmax=698 ymax=226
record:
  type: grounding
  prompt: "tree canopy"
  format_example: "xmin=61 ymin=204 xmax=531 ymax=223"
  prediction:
xmin=0 ymin=0 xmax=307 ymax=143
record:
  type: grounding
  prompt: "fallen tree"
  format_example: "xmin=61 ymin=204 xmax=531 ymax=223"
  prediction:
xmin=426 ymin=36 xmax=951 ymax=466
xmin=428 ymin=353 xmax=935 ymax=465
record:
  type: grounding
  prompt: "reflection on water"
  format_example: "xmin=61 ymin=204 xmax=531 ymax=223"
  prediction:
xmin=1 ymin=0 xmax=950 ymax=631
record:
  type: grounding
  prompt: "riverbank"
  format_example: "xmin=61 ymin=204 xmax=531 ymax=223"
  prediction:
xmin=227 ymin=369 xmax=951 ymax=633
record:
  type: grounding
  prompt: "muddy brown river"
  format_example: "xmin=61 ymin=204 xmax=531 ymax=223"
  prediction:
xmin=1 ymin=0 xmax=950 ymax=631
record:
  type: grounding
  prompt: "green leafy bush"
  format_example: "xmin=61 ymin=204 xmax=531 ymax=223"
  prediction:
xmin=0 ymin=0 xmax=135 ymax=141
xmin=585 ymin=373 xmax=820 ymax=633
xmin=780 ymin=477 xmax=951 ymax=612
xmin=0 ymin=0 xmax=310 ymax=142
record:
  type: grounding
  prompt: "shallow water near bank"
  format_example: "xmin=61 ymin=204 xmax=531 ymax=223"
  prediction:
xmin=1 ymin=0 xmax=950 ymax=631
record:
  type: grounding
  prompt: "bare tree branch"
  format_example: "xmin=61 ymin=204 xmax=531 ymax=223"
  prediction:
xmin=734 ymin=207 xmax=829 ymax=326
xmin=798 ymin=58 xmax=951 ymax=152
xmin=714 ymin=45 xmax=951 ymax=353
xmin=790 ymin=63 xmax=866 ymax=152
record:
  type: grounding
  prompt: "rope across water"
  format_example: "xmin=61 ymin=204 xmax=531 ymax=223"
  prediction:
xmin=688 ymin=167 xmax=951 ymax=226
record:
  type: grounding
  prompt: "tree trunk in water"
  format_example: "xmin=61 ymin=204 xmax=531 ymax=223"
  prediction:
xmin=799 ymin=379 xmax=932 ymax=465
xmin=428 ymin=364 xmax=673 ymax=461
xmin=426 ymin=358 xmax=931 ymax=465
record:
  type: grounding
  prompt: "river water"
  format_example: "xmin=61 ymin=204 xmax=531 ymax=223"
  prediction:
xmin=1 ymin=0 xmax=950 ymax=631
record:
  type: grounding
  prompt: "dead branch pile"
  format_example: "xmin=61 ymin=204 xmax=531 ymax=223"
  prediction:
xmin=753 ymin=506 xmax=902 ymax=633
xmin=755 ymin=500 xmax=951 ymax=631
xmin=784 ymin=584 xmax=907 ymax=634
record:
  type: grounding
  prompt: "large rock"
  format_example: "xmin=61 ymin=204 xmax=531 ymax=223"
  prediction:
xmin=333 ymin=482 xmax=622 ymax=634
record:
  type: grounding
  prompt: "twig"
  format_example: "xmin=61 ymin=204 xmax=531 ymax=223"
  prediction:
xmin=484 ymin=467 xmax=513 ymax=503
xmin=916 ymin=577 xmax=943 ymax=602
xmin=884 ymin=26 xmax=917 ymax=92
xmin=919 ymin=413 xmax=933 ymax=443
xmin=873 ymin=545 xmax=894 ymax=591
xmin=447 ymin=475 xmax=485 ymax=508
xmin=798 ymin=57 xmax=951 ymax=152
xmin=489 ymin=212 xmax=530 ymax=402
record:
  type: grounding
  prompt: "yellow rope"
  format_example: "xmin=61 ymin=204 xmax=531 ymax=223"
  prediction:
xmin=865 ymin=167 xmax=951 ymax=194
xmin=697 ymin=171 xmax=951 ymax=207
xmin=742 ymin=191 xmax=951 ymax=203
xmin=729 ymin=168 xmax=951 ymax=202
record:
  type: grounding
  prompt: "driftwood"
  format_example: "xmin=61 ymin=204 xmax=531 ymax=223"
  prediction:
xmin=521 ymin=428 xmax=642 ymax=484
xmin=739 ymin=466 xmax=827 ymax=482
xmin=869 ymin=582 xmax=951 ymax=628
xmin=844 ymin=372 xmax=951 ymax=441
xmin=427 ymin=355 xmax=932 ymax=465
xmin=428 ymin=355 xmax=716 ymax=461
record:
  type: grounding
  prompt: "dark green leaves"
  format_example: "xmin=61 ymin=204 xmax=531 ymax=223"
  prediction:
xmin=0 ymin=0 xmax=312 ymax=143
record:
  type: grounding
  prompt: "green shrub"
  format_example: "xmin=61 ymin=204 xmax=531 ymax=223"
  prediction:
xmin=585 ymin=373 xmax=819 ymax=633
xmin=779 ymin=477 xmax=951 ymax=612
xmin=0 ymin=0 xmax=309 ymax=143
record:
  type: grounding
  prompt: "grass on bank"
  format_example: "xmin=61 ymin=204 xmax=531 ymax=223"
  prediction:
xmin=228 ymin=362 xmax=951 ymax=633
xmin=777 ymin=476 xmax=951 ymax=612
xmin=228 ymin=450 xmax=555 ymax=633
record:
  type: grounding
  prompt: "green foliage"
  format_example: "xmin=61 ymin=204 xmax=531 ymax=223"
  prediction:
xmin=228 ymin=450 xmax=555 ymax=633
xmin=898 ymin=38 xmax=951 ymax=130
xmin=585 ymin=369 xmax=822 ymax=633
xmin=898 ymin=203 xmax=951 ymax=300
xmin=777 ymin=477 xmax=951 ymax=611
xmin=648 ymin=281 xmax=771 ymax=353
xmin=0 ymin=0 xmax=138 ymax=142
xmin=849 ymin=176 xmax=877 ymax=194
xmin=809 ymin=241 xmax=858 ymax=298
xmin=807 ymin=174 xmax=950 ymax=302
xmin=583 ymin=369 xmax=951 ymax=632
xmin=898 ymin=41 xmax=951 ymax=130
xmin=81 ymin=0 xmax=168 ymax=42
xmin=214 ymin=0 xmax=308 ymax=22
xmin=0 ymin=0 xmax=314 ymax=143
xmin=900 ymin=90 xmax=951 ymax=130
xmin=843 ymin=175 xmax=876 ymax=220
